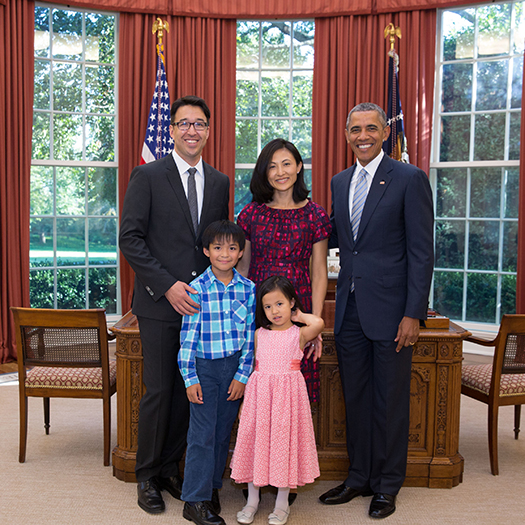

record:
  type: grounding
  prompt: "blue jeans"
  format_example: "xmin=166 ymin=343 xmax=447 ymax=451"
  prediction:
xmin=181 ymin=351 xmax=242 ymax=503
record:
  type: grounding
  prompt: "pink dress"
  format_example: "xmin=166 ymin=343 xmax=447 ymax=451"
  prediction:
xmin=230 ymin=325 xmax=320 ymax=488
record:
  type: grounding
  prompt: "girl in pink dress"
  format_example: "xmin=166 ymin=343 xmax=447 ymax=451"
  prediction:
xmin=230 ymin=276 xmax=324 ymax=525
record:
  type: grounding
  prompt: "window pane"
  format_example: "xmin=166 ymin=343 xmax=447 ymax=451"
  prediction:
xmin=435 ymin=220 xmax=465 ymax=269
xmin=292 ymin=21 xmax=314 ymax=68
xmin=57 ymin=268 xmax=86 ymax=308
xmin=433 ymin=271 xmax=463 ymax=320
xmin=511 ymin=56 xmax=523 ymax=108
xmin=292 ymin=71 xmax=313 ymax=117
xmin=88 ymin=218 xmax=117 ymax=265
xmin=237 ymin=21 xmax=259 ymax=69
xmin=262 ymin=22 xmax=290 ymax=68
xmin=32 ymin=112 xmax=51 ymax=160
xmin=505 ymin=168 xmax=519 ymax=218
xmin=53 ymin=62 xmax=82 ymax=112
xmin=86 ymin=64 xmax=115 ymax=113
xmin=470 ymin=168 xmax=501 ymax=218
xmin=236 ymin=71 xmax=259 ymax=117
xmin=261 ymin=72 xmax=290 ymax=117
xmin=477 ymin=4 xmax=511 ymax=57
xmin=468 ymin=220 xmax=499 ymax=271
xmin=474 ymin=113 xmax=505 ymax=161
xmin=513 ymin=2 xmax=525 ymax=53
xmin=441 ymin=63 xmax=472 ymax=112
xmin=261 ymin=120 xmax=289 ymax=147
xmin=53 ymin=113 xmax=83 ymax=160
xmin=476 ymin=60 xmax=508 ymax=111
xmin=86 ymin=13 xmax=115 ymax=63
xmin=501 ymin=274 xmax=517 ymax=315
xmin=34 ymin=60 xmax=50 ymax=110
xmin=235 ymin=169 xmax=253 ymax=217
xmin=436 ymin=168 xmax=467 ymax=217
xmin=56 ymin=218 xmax=85 ymax=266
xmin=52 ymin=9 xmax=83 ymax=60
xmin=30 ymin=218 xmax=54 ymax=267
xmin=502 ymin=221 xmax=518 ymax=272
xmin=88 ymin=167 xmax=117 ymax=215
xmin=466 ymin=272 xmax=497 ymax=323
xmin=235 ymin=120 xmax=258 ymax=163
xmin=442 ymin=9 xmax=474 ymax=61
xmin=30 ymin=269 xmax=55 ymax=308
xmin=89 ymin=267 xmax=117 ymax=312
xmin=440 ymin=115 xmax=470 ymax=161
xmin=31 ymin=166 xmax=54 ymax=215
xmin=56 ymin=167 xmax=85 ymax=215
xmin=509 ymin=112 xmax=521 ymax=160
xmin=34 ymin=6 xmax=50 ymax=58
xmin=292 ymin=119 xmax=312 ymax=162
xmin=86 ymin=115 xmax=115 ymax=161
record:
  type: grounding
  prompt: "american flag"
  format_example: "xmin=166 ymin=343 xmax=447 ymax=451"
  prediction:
xmin=140 ymin=44 xmax=173 ymax=164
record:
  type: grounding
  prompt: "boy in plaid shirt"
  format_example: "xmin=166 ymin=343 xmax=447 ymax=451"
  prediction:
xmin=178 ymin=220 xmax=255 ymax=525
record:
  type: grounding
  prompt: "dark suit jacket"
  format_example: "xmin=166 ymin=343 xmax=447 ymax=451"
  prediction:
xmin=119 ymin=154 xmax=230 ymax=322
xmin=329 ymin=154 xmax=434 ymax=340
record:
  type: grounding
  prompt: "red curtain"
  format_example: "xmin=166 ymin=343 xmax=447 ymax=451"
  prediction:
xmin=311 ymin=10 xmax=437 ymax=213
xmin=0 ymin=0 xmax=34 ymax=363
xmin=118 ymin=13 xmax=236 ymax=313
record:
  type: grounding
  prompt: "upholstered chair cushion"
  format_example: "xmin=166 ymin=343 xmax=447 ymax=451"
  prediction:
xmin=462 ymin=363 xmax=525 ymax=397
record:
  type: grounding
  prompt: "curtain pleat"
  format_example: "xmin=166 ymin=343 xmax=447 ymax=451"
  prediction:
xmin=311 ymin=10 xmax=436 ymax=213
xmin=118 ymin=13 xmax=236 ymax=313
xmin=0 ymin=0 xmax=34 ymax=363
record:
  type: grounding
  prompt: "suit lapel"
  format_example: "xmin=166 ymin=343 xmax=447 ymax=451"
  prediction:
xmin=356 ymin=156 xmax=393 ymax=242
xmin=198 ymin=161 xmax=217 ymax=239
xmin=338 ymin=165 xmax=356 ymax=248
xmin=164 ymin=155 xmax=196 ymax=236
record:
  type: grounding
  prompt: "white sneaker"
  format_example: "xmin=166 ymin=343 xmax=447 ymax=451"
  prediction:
xmin=237 ymin=504 xmax=258 ymax=524
xmin=268 ymin=505 xmax=290 ymax=525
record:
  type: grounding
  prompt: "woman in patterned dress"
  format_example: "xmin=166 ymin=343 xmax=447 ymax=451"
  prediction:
xmin=236 ymin=138 xmax=331 ymax=403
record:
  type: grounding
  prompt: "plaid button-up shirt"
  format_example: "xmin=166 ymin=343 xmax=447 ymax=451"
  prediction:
xmin=178 ymin=266 xmax=256 ymax=388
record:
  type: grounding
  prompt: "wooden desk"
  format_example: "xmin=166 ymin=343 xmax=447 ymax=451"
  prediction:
xmin=111 ymin=311 xmax=469 ymax=488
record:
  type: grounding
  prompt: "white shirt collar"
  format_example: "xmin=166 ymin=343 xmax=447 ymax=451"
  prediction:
xmin=356 ymin=149 xmax=385 ymax=179
xmin=171 ymin=149 xmax=204 ymax=178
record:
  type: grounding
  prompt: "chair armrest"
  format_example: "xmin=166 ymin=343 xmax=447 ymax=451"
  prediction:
xmin=465 ymin=335 xmax=496 ymax=347
xmin=107 ymin=331 xmax=116 ymax=341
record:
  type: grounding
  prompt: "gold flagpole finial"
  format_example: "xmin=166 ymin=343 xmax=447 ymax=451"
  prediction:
xmin=152 ymin=18 xmax=169 ymax=46
xmin=384 ymin=23 xmax=402 ymax=51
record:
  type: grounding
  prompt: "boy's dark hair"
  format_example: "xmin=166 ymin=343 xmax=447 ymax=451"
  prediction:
xmin=170 ymin=95 xmax=211 ymax=125
xmin=255 ymin=275 xmax=304 ymax=328
xmin=249 ymin=138 xmax=310 ymax=204
xmin=202 ymin=220 xmax=246 ymax=251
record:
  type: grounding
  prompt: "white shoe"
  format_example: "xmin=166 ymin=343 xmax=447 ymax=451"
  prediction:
xmin=268 ymin=505 xmax=290 ymax=525
xmin=237 ymin=504 xmax=258 ymax=524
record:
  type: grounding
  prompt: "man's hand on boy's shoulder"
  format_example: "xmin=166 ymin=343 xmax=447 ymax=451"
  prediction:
xmin=186 ymin=383 xmax=203 ymax=404
xmin=227 ymin=379 xmax=245 ymax=401
xmin=165 ymin=281 xmax=200 ymax=316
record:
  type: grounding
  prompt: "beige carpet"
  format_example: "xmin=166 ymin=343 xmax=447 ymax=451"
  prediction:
xmin=0 ymin=384 xmax=523 ymax=525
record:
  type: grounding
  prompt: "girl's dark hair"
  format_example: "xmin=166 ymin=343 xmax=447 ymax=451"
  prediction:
xmin=202 ymin=220 xmax=246 ymax=251
xmin=255 ymin=276 xmax=304 ymax=328
xmin=249 ymin=138 xmax=310 ymax=204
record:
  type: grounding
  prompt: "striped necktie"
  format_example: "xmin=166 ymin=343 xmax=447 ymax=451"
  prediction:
xmin=187 ymin=167 xmax=199 ymax=233
xmin=351 ymin=168 xmax=368 ymax=241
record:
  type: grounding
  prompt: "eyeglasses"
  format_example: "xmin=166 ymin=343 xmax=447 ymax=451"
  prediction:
xmin=172 ymin=120 xmax=209 ymax=132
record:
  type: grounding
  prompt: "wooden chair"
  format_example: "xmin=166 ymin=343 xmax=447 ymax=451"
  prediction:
xmin=10 ymin=307 xmax=117 ymax=466
xmin=461 ymin=314 xmax=525 ymax=475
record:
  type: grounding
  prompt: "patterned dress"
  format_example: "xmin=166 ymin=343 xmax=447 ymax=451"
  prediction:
xmin=230 ymin=325 xmax=320 ymax=488
xmin=237 ymin=200 xmax=331 ymax=402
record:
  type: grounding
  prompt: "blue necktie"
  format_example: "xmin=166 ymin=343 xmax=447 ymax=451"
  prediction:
xmin=187 ymin=167 xmax=199 ymax=233
xmin=351 ymin=168 xmax=368 ymax=241
xmin=350 ymin=168 xmax=368 ymax=292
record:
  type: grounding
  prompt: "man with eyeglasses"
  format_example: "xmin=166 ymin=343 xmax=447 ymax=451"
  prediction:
xmin=119 ymin=96 xmax=230 ymax=521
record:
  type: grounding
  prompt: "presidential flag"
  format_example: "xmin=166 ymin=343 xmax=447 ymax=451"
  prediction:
xmin=140 ymin=44 xmax=173 ymax=164
xmin=383 ymin=48 xmax=409 ymax=163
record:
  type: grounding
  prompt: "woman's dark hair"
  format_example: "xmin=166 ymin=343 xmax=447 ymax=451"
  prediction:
xmin=255 ymin=275 xmax=304 ymax=328
xmin=249 ymin=138 xmax=310 ymax=204
xmin=202 ymin=220 xmax=246 ymax=251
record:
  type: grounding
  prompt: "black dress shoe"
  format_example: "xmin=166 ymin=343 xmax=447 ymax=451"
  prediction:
xmin=369 ymin=493 xmax=396 ymax=519
xmin=137 ymin=478 xmax=165 ymax=514
xmin=209 ymin=488 xmax=221 ymax=514
xmin=183 ymin=501 xmax=225 ymax=525
xmin=319 ymin=483 xmax=373 ymax=505
xmin=156 ymin=474 xmax=183 ymax=500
